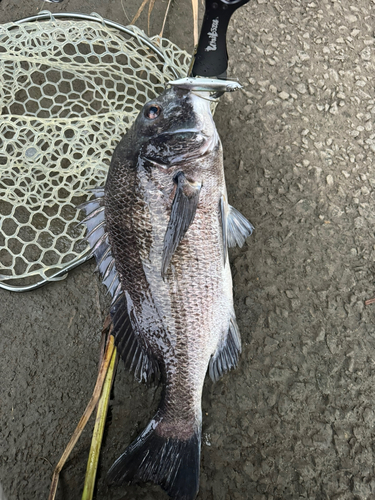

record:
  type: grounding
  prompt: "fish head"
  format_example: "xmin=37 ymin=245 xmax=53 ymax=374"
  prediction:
xmin=133 ymin=87 xmax=219 ymax=168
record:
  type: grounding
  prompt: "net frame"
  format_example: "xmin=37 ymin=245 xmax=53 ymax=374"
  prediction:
xmin=0 ymin=11 xmax=191 ymax=292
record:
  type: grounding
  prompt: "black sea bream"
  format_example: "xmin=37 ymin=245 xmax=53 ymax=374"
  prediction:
xmin=80 ymin=86 xmax=253 ymax=500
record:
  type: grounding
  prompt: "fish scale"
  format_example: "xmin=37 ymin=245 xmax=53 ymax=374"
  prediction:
xmin=80 ymin=85 xmax=253 ymax=500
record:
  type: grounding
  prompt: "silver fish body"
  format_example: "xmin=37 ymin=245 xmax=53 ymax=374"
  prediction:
xmin=80 ymin=86 xmax=253 ymax=500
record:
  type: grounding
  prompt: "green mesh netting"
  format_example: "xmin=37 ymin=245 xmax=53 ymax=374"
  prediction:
xmin=0 ymin=13 xmax=191 ymax=289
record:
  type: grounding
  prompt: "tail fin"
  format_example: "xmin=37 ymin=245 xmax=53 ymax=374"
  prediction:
xmin=107 ymin=417 xmax=201 ymax=500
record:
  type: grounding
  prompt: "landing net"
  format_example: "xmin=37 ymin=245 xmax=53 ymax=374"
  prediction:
xmin=0 ymin=12 xmax=190 ymax=290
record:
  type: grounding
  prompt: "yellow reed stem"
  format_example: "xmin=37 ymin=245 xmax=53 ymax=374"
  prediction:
xmin=81 ymin=343 xmax=117 ymax=500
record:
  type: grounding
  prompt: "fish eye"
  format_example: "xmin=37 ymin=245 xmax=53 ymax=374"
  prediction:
xmin=145 ymin=104 xmax=161 ymax=120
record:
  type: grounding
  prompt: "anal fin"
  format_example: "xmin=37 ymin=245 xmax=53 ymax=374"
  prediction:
xmin=209 ymin=317 xmax=241 ymax=382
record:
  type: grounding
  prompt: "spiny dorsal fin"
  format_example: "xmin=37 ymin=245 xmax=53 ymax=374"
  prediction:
xmin=209 ymin=317 xmax=241 ymax=382
xmin=161 ymin=172 xmax=201 ymax=278
xmin=79 ymin=188 xmax=120 ymax=302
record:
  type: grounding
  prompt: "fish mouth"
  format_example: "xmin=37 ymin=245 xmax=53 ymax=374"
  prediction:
xmin=141 ymin=123 xmax=218 ymax=169
xmin=145 ymin=128 xmax=203 ymax=147
xmin=143 ymin=128 xmax=210 ymax=165
xmin=142 ymin=133 xmax=217 ymax=168
xmin=157 ymin=128 xmax=202 ymax=140
xmin=142 ymin=156 xmax=169 ymax=169
xmin=165 ymin=128 xmax=200 ymax=135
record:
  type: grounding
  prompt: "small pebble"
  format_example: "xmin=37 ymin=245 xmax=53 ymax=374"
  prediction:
xmin=296 ymin=83 xmax=307 ymax=94
xmin=326 ymin=174 xmax=334 ymax=186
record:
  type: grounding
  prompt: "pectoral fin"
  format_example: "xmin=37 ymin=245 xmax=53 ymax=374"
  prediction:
xmin=220 ymin=195 xmax=254 ymax=263
xmin=161 ymin=172 xmax=201 ymax=278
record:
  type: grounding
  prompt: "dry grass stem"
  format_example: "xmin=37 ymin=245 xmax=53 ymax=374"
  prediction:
xmin=159 ymin=0 xmax=172 ymax=38
xmin=81 ymin=345 xmax=117 ymax=500
xmin=121 ymin=0 xmax=131 ymax=23
xmin=131 ymin=0 xmax=150 ymax=26
xmin=48 ymin=336 xmax=115 ymax=500
xmin=192 ymin=0 xmax=199 ymax=47
xmin=148 ymin=0 xmax=157 ymax=35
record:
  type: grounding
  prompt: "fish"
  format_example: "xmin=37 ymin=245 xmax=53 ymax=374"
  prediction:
xmin=79 ymin=85 xmax=253 ymax=500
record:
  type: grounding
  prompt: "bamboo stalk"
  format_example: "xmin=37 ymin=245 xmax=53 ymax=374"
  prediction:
xmin=81 ymin=344 xmax=117 ymax=500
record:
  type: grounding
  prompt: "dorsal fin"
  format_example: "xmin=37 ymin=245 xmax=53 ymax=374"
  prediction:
xmin=79 ymin=188 xmax=159 ymax=383
xmin=79 ymin=188 xmax=120 ymax=301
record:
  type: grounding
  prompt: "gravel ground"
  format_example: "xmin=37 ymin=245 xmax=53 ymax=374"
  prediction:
xmin=1 ymin=0 xmax=375 ymax=499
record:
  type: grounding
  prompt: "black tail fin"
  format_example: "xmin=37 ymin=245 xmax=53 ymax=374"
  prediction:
xmin=107 ymin=416 xmax=201 ymax=500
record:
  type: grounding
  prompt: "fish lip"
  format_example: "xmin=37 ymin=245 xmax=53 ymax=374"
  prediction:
xmin=153 ymin=128 xmax=202 ymax=139
xmin=142 ymin=156 xmax=169 ymax=169
xmin=142 ymin=137 xmax=215 ymax=167
xmin=144 ymin=129 xmax=203 ymax=143
xmin=140 ymin=129 xmax=207 ymax=169
xmin=141 ymin=128 xmax=216 ymax=167
xmin=147 ymin=128 xmax=209 ymax=143
xmin=164 ymin=128 xmax=201 ymax=135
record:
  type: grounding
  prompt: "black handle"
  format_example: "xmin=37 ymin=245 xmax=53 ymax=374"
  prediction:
xmin=190 ymin=0 xmax=251 ymax=78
